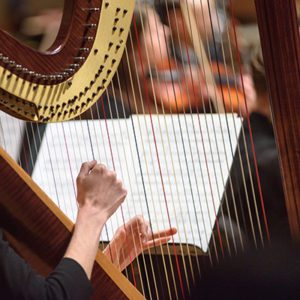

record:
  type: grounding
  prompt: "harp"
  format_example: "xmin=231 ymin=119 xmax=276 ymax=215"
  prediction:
xmin=0 ymin=0 xmax=299 ymax=299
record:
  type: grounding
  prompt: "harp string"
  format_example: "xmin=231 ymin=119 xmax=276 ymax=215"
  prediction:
xmin=140 ymin=2 xmax=198 ymax=292
xmin=85 ymin=98 xmax=131 ymax=282
xmin=150 ymin=0 xmax=214 ymax=277
xmin=82 ymin=109 xmax=114 ymax=260
xmin=141 ymin=3 xmax=202 ymax=295
xmin=103 ymin=87 xmax=147 ymax=288
xmin=228 ymin=0 xmax=270 ymax=244
xmin=61 ymin=123 xmax=77 ymax=199
xmin=121 ymin=47 xmax=162 ymax=299
xmin=120 ymin=16 xmax=179 ymax=299
xmin=188 ymin=0 xmax=264 ymax=248
xmin=212 ymin=1 xmax=246 ymax=251
xmin=106 ymin=84 xmax=150 ymax=297
xmin=185 ymin=3 xmax=238 ymax=256
xmin=32 ymin=123 xmax=60 ymax=208
xmin=125 ymin=27 xmax=177 ymax=300
xmin=23 ymin=125 xmax=35 ymax=174
xmin=207 ymin=0 xmax=263 ymax=248
xmin=20 ymin=126 xmax=30 ymax=174
xmin=146 ymin=3 xmax=202 ymax=287
xmin=162 ymin=0 xmax=218 ymax=265
xmin=98 ymin=93 xmax=139 ymax=288
xmin=217 ymin=0 xmax=260 ymax=247
xmin=175 ymin=0 xmax=228 ymax=258
xmin=132 ymin=11 xmax=187 ymax=299
xmin=40 ymin=124 xmax=61 ymax=208
xmin=202 ymin=0 xmax=243 ymax=254
xmin=194 ymin=0 xmax=243 ymax=256
xmin=112 ymin=81 xmax=160 ymax=299
xmin=84 ymin=107 xmax=124 ymax=272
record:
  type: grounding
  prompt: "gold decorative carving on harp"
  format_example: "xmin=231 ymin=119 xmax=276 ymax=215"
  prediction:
xmin=0 ymin=0 xmax=299 ymax=299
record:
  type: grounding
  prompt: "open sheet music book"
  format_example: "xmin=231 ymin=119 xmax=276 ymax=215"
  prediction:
xmin=1 ymin=113 xmax=242 ymax=253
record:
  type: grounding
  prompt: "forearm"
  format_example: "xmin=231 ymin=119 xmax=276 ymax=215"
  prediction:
xmin=0 ymin=230 xmax=93 ymax=300
xmin=64 ymin=205 xmax=107 ymax=279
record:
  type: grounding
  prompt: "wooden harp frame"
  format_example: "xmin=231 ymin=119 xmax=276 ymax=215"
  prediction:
xmin=254 ymin=0 xmax=300 ymax=240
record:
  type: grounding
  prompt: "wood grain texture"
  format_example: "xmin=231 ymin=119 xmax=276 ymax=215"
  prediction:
xmin=254 ymin=0 xmax=300 ymax=240
xmin=0 ymin=146 xmax=145 ymax=299
xmin=0 ymin=0 xmax=100 ymax=82
xmin=0 ymin=0 xmax=136 ymax=123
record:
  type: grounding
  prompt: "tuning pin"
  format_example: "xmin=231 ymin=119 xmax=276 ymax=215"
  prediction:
xmin=75 ymin=57 xmax=86 ymax=62
xmin=40 ymin=75 xmax=49 ymax=80
xmin=15 ymin=64 xmax=23 ymax=71
xmin=70 ymin=64 xmax=80 ymax=68
xmin=88 ymin=8 xmax=100 ymax=12
xmin=83 ymin=36 xmax=94 ymax=41
xmin=85 ymin=24 xmax=97 ymax=28
xmin=65 ymin=68 xmax=75 ymax=73
xmin=48 ymin=75 xmax=57 ymax=80
xmin=79 ymin=48 xmax=90 ymax=52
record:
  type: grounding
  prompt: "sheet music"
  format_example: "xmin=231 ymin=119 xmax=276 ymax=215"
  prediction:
xmin=30 ymin=114 xmax=241 ymax=252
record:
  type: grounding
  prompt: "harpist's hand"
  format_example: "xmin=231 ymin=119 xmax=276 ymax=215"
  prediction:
xmin=103 ymin=215 xmax=177 ymax=271
xmin=64 ymin=161 xmax=127 ymax=279
xmin=76 ymin=161 xmax=127 ymax=221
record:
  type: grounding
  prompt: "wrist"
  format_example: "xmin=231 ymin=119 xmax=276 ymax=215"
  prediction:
xmin=64 ymin=206 xmax=106 ymax=280
xmin=74 ymin=205 xmax=107 ymax=241
xmin=77 ymin=202 xmax=108 ymax=225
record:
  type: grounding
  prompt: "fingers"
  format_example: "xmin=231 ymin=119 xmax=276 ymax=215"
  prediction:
xmin=151 ymin=227 xmax=177 ymax=239
xmin=142 ymin=228 xmax=177 ymax=249
xmin=78 ymin=160 xmax=97 ymax=177
xmin=144 ymin=236 xmax=172 ymax=250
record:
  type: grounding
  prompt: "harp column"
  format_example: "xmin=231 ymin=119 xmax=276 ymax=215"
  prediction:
xmin=254 ymin=0 xmax=300 ymax=240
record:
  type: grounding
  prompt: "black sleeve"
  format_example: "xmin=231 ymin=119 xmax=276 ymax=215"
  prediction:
xmin=0 ymin=230 xmax=93 ymax=300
